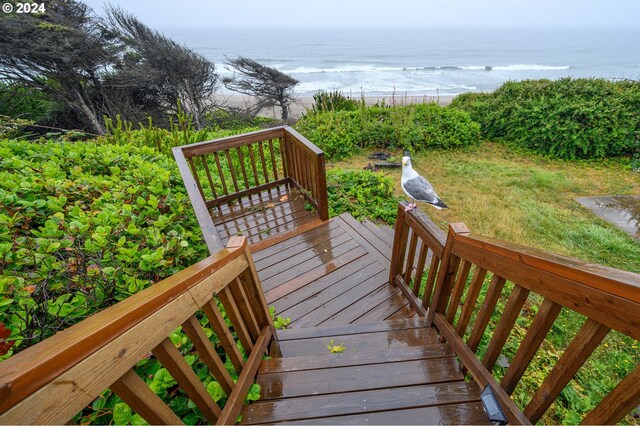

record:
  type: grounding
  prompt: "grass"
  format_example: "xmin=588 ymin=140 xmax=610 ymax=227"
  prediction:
xmin=332 ymin=142 xmax=640 ymax=424
xmin=330 ymin=142 xmax=640 ymax=273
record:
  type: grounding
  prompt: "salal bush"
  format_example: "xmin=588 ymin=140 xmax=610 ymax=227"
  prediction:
xmin=0 ymin=141 xmax=208 ymax=358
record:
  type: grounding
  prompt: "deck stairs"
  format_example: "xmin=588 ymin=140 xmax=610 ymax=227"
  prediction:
xmin=240 ymin=318 xmax=490 ymax=425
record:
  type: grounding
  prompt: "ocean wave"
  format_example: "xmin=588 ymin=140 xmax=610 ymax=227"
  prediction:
xmin=283 ymin=64 xmax=570 ymax=74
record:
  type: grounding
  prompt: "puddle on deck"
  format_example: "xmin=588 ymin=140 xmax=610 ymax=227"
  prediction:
xmin=575 ymin=196 xmax=640 ymax=239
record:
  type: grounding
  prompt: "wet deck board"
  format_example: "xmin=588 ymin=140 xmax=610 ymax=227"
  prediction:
xmin=211 ymin=184 xmax=322 ymax=247
xmin=254 ymin=214 xmax=413 ymax=327
xmin=240 ymin=319 xmax=490 ymax=425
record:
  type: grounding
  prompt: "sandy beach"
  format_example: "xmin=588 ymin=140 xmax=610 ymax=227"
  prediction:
xmin=223 ymin=93 xmax=457 ymax=120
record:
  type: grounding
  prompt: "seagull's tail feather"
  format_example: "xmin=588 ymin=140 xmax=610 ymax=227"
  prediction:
xmin=432 ymin=198 xmax=448 ymax=210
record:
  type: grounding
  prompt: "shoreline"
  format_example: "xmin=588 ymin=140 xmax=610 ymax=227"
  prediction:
xmin=222 ymin=94 xmax=457 ymax=120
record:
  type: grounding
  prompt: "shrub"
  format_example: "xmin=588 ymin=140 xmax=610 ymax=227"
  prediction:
xmin=326 ymin=169 xmax=401 ymax=224
xmin=296 ymin=103 xmax=481 ymax=159
xmin=0 ymin=140 xmax=208 ymax=356
xmin=451 ymin=78 xmax=640 ymax=159
xmin=307 ymin=90 xmax=361 ymax=114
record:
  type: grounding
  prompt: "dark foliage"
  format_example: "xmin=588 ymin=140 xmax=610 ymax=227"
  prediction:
xmin=0 ymin=0 xmax=221 ymax=134
xmin=224 ymin=56 xmax=299 ymax=121
xmin=451 ymin=78 xmax=640 ymax=159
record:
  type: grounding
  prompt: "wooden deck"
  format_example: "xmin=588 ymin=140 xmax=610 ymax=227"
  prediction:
xmin=241 ymin=319 xmax=490 ymax=425
xmin=253 ymin=213 xmax=417 ymax=327
xmin=211 ymin=183 xmax=323 ymax=249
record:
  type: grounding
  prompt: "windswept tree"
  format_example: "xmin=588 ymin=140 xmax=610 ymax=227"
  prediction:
xmin=0 ymin=0 xmax=221 ymax=133
xmin=0 ymin=0 xmax=114 ymax=134
xmin=103 ymin=7 xmax=221 ymax=128
xmin=224 ymin=57 xmax=299 ymax=121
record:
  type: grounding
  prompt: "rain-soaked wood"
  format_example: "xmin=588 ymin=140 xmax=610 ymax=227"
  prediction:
xmin=236 ymin=147 xmax=250 ymax=190
xmin=524 ymin=319 xmax=610 ymax=423
xmin=404 ymin=231 xmax=419 ymax=285
xmin=186 ymin=157 xmax=205 ymax=199
xmin=247 ymin=144 xmax=260 ymax=185
xmin=258 ymin=141 xmax=270 ymax=183
xmin=181 ymin=315 xmax=234 ymax=395
xmin=581 ymin=364 xmax=640 ymax=425
xmin=152 ymin=337 xmax=222 ymax=424
xmin=181 ymin=127 xmax=285 ymax=158
xmin=501 ymin=298 xmax=562 ymax=395
xmin=242 ymin=381 xmax=482 ymax=424
xmin=229 ymin=278 xmax=260 ymax=341
xmin=201 ymin=155 xmax=218 ymax=199
xmin=482 ymin=285 xmax=530 ymax=371
xmin=110 ymin=369 xmax=183 ymax=425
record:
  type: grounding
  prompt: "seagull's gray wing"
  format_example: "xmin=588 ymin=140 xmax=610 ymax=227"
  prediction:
xmin=403 ymin=175 xmax=440 ymax=203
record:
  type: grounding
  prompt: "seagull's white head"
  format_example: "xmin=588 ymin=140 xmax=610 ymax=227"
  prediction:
xmin=402 ymin=156 xmax=411 ymax=168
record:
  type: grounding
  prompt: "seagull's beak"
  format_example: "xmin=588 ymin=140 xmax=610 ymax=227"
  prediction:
xmin=402 ymin=158 xmax=408 ymax=166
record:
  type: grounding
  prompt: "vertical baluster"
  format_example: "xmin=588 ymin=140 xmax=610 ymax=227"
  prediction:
xmin=201 ymin=156 xmax=221 ymax=213
xmin=268 ymin=139 xmax=279 ymax=180
xmin=213 ymin=152 xmax=228 ymax=195
xmin=235 ymin=147 xmax=250 ymax=190
xmin=482 ymin=284 xmax=530 ymax=371
xmin=501 ymin=298 xmax=562 ymax=394
xmin=422 ymin=254 xmax=440 ymax=308
xmin=582 ymin=364 xmax=640 ymax=425
xmin=187 ymin=157 xmax=205 ymax=198
xmin=278 ymin=137 xmax=288 ymax=178
xmin=247 ymin=143 xmax=260 ymax=186
xmin=455 ymin=266 xmax=488 ymax=337
xmin=413 ymin=244 xmax=429 ymax=297
xmin=258 ymin=141 xmax=270 ymax=183
xmin=181 ymin=315 xmax=235 ymax=395
xmin=225 ymin=149 xmax=240 ymax=193
xmin=467 ymin=274 xmax=506 ymax=352
xmin=403 ymin=231 xmax=419 ymax=286
xmin=218 ymin=286 xmax=253 ymax=353
xmin=229 ymin=278 xmax=260 ymax=341
xmin=445 ymin=260 xmax=473 ymax=324
xmin=201 ymin=299 xmax=244 ymax=373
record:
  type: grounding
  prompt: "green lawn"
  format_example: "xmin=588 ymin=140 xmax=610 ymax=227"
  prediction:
xmin=331 ymin=142 xmax=640 ymax=274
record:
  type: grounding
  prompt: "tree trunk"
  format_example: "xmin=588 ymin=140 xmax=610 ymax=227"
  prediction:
xmin=69 ymin=88 xmax=106 ymax=135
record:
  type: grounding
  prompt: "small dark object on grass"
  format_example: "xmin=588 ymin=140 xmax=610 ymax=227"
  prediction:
xmin=369 ymin=151 xmax=392 ymax=161
xmin=364 ymin=163 xmax=377 ymax=172
xmin=374 ymin=162 xmax=401 ymax=168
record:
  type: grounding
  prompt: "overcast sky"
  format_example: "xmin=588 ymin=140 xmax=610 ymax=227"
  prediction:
xmin=82 ymin=0 xmax=640 ymax=30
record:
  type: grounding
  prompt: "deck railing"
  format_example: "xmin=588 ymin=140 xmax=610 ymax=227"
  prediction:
xmin=0 ymin=237 xmax=274 ymax=425
xmin=173 ymin=126 xmax=329 ymax=253
xmin=390 ymin=201 xmax=640 ymax=424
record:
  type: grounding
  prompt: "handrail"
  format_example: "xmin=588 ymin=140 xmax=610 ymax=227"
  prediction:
xmin=0 ymin=237 xmax=274 ymax=425
xmin=389 ymin=202 xmax=640 ymax=424
xmin=173 ymin=126 xmax=329 ymax=254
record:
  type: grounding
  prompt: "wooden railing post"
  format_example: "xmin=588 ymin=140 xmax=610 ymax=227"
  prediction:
xmin=427 ymin=222 xmax=470 ymax=325
xmin=389 ymin=202 xmax=410 ymax=286
xmin=315 ymin=152 xmax=329 ymax=221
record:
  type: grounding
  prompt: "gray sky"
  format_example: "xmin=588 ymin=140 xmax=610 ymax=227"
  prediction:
xmin=82 ymin=0 xmax=640 ymax=30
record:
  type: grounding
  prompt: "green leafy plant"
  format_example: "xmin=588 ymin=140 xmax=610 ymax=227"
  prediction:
xmin=269 ymin=306 xmax=291 ymax=329
xmin=326 ymin=339 xmax=345 ymax=353
xmin=451 ymin=78 xmax=640 ymax=160
xmin=326 ymin=169 xmax=401 ymax=224
xmin=307 ymin=90 xmax=362 ymax=115
xmin=296 ymin=103 xmax=480 ymax=160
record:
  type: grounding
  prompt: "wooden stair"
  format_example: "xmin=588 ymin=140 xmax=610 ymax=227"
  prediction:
xmin=240 ymin=318 xmax=491 ymax=425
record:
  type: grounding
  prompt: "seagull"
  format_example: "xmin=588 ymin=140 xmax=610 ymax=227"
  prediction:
xmin=401 ymin=156 xmax=448 ymax=210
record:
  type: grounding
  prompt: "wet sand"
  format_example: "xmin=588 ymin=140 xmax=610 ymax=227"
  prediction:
xmin=223 ymin=94 xmax=457 ymax=120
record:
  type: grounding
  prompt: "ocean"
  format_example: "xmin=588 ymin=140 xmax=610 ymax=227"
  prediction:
xmin=167 ymin=27 xmax=640 ymax=96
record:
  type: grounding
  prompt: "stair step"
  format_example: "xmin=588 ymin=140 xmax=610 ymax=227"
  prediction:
xmin=361 ymin=220 xmax=394 ymax=249
xmin=271 ymin=318 xmax=437 ymax=358
xmin=260 ymin=344 xmax=454 ymax=374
